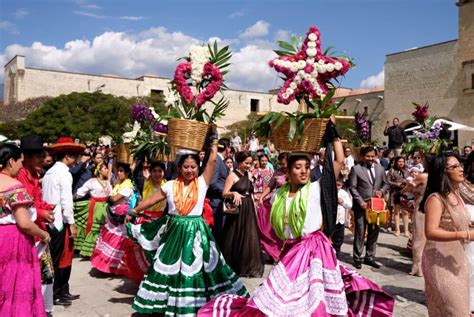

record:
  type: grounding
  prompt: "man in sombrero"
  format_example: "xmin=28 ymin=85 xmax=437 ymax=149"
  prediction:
xmin=42 ymin=137 xmax=85 ymax=306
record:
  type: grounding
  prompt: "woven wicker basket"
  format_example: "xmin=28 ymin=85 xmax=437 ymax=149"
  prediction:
xmin=167 ymin=118 xmax=209 ymax=156
xmin=271 ymin=118 xmax=328 ymax=153
xmin=116 ymin=143 xmax=133 ymax=164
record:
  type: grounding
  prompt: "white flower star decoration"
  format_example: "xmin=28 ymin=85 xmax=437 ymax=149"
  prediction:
xmin=269 ymin=26 xmax=351 ymax=105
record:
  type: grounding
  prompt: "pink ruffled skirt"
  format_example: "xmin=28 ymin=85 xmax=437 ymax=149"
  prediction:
xmin=0 ymin=225 xmax=45 ymax=317
xmin=199 ymin=230 xmax=394 ymax=316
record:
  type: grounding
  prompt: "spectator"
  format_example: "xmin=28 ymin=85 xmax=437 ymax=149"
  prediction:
xmin=344 ymin=146 xmax=355 ymax=172
xmin=0 ymin=143 xmax=50 ymax=316
xmin=387 ymin=156 xmax=411 ymax=237
xmin=310 ymin=148 xmax=325 ymax=182
xmin=379 ymin=148 xmax=391 ymax=170
xmin=349 ymin=146 xmax=389 ymax=269
xmin=332 ymin=177 xmax=352 ymax=258
xmin=198 ymin=151 xmax=206 ymax=167
xmin=462 ymin=145 xmax=472 ymax=159
xmin=408 ymin=152 xmax=424 ymax=173
xmin=41 ymin=150 xmax=54 ymax=177
xmin=421 ymin=152 xmax=471 ymax=316
xmin=230 ymin=131 xmax=242 ymax=151
xmin=252 ymin=154 xmax=273 ymax=205
xmin=207 ymin=138 xmax=231 ymax=243
xmin=383 ymin=118 xmax=407 ymax=157
xmin=225 ymin=157 xmax=234 ymax=172
xmin=248 ymin=133 xmax=259 ymax=153
xmin=70 ymin=148 xmax=94 ymax=194
xmin=42 ymin=137 xmax=85 ymax=306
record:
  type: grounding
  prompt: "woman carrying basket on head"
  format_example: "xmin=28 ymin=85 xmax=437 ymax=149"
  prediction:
xmin=126 ymin=136 xmax=248 ymax=316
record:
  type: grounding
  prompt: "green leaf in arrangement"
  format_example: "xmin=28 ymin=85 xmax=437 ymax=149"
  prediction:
xmin=288 ymin=118 xmax=297 ymax=142
xmin=274 ymin=50 xmax=295 ymax=57
xmin=274 ymin=114 xmax=287 ymax=130
xmin=277 ymin=41 xmax=297 ymax=52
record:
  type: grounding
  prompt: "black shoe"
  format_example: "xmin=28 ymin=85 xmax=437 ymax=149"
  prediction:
xmin=364 ymin=259 xmax=381 ymax=269
xmin=60 ymin=292 xmax=80 ymax=300
xmin=54 ymin=298 xmax=72 ymax=306
xmin=46 ymin=312 xmax=53 ymax=317
xmin=353 ymin=261 xmax=362 ymax=269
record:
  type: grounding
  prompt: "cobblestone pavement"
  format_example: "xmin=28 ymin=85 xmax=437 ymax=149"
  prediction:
xmin=54 ymin=229 xmax=427 ymax=316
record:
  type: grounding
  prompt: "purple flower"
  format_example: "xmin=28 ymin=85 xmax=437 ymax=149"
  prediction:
xmin=354 ymin=111 xmax=370 ymax=141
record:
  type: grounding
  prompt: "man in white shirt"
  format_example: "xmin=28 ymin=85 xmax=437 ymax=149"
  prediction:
xmin=42 ymin=137 xmax=85 ymax=306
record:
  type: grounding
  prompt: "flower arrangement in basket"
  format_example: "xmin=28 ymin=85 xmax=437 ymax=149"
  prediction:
xmin=256 ymin=26 xmax=354 ymax=152
xmin=162 ymin=42 xmax=232 ymax=153
xmin=402 ymin=102 xmax=449 ymax=155
xmin=124 ymin=104 xmax=170 ymax=162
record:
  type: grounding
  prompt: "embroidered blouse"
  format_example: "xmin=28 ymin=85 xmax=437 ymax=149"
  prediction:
xmin=0 ymin=184 xmax=36 ymax=225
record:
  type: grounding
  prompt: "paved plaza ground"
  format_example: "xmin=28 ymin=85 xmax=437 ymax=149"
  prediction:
xmin=54 ymin=229 xmax=427 ymax=316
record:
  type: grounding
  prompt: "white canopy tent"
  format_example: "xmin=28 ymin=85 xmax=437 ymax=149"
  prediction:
xmin=404 ymin=119 xmax=474 ymax=132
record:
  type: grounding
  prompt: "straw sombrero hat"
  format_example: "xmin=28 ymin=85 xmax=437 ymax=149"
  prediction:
xmin=49 ymin=137 xmax=86 ymax=155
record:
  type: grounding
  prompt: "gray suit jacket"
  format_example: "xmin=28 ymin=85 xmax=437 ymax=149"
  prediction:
xmin=349 ymin=163 xmax=389 ymax=207
xmin=207 ymin=154 xmax=229 ymax=206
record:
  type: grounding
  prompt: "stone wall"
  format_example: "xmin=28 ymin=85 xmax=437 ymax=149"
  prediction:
xmin=3 ymin=55 xmax=299 ymax=131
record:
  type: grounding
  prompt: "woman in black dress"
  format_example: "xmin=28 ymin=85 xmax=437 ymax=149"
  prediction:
xmin=221 ymin=151 xmax=264 ymax=277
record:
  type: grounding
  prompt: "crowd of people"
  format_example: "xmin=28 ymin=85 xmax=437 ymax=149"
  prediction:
xmin=1 ymin=116 xmax=473 ymax=316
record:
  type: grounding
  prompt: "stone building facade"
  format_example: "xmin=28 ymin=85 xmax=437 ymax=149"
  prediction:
xmin=2 ymin=55 xmax=298 ymax=130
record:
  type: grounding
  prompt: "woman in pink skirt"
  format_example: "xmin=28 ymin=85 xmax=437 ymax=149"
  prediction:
xmin=0 ymin=144 xmax=50 ymax=317
xmin=91 ymin=162 xmax=135 ymax=275
xmin=199 ymin=119 xmax=394 ymax=316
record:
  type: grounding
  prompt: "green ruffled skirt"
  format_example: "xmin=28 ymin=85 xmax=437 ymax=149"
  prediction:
xmin=127 ymin=215 xmax=248 ymax=315
xmin=74 ymin=200 xmax=108 ymax=257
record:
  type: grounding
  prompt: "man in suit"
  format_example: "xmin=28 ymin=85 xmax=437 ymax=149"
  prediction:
xmin=207 ymin=138 xmax=230 ymax=244
xmin=349 ymin=146 xmax=389 ymax=269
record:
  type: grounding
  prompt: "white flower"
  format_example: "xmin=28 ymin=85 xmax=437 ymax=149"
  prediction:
xmin=189 ymin=45 xmax=210 ymax=85
xmin=326 ymin=64 xmax=335 ymax=72
xmin=306 ymin=48 xmax=316 ymax=57
xmin=308 ymin=33 xmax=317 ymax=41
xmin=294 ymin=76 xmax=302 ymax=84
xmin=282 ymin=92 xmax=290 ymax=99
xmin=297 ymin=70 xmax=306 ymax=79
xmin=307 ymin=42 xmax=316 ymax=48
xmin=318 ymin=59 xmax=325 ymax=65
xmin=298 ymin=60 xmax=306 ymax=69
xmin=283 ymin=61 xmax=292 ymax=68
xmin=290 ymin=64 xmax=299 ymax=72
xmin=149 ymin=107 xmax=159 ymax=119
xmin=311 ymin=70 xmax=319 ymax=77
xmin=307 ymin=59 xmax=314 ymax=65
xmin=286 ymin=88 xmax=294 ymax=95
xmin=290 ymin=82 xmax=297 ymax=89
xmin=317 ymin=89 xmax=323 ymax=95
xmin=334 ymin=62 xmax=343 ymax=70
xmin=164 ymin=90 xmax=179 ymax=107
xmin=318 ymin=65 xmax=327 ymax=74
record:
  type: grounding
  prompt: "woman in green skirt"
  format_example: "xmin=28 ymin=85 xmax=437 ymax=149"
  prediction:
xmin=127 ymin=140 xmax=248 ymax=315
xmin=74 ymin=162 xmax=111 ymax=257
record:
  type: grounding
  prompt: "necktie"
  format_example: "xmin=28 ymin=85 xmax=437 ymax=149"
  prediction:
xmin=369 ymin=166 xmax=375 ymax=184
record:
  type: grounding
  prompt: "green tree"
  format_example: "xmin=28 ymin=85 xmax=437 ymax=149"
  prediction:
xmin=14 ymin=92 xmax=133 ymax=142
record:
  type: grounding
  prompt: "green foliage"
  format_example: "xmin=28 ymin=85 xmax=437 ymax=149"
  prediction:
xmin=130 ymin=132 xmax=170 ymax=162
xmin=9 ymin=92 xmax=136 ymax=142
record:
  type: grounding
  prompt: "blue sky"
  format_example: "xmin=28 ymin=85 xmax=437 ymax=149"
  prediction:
xmin=0 ymin=0 xmax=458 ymax=92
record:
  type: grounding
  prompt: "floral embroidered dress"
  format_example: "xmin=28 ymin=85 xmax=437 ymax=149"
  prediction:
xmin=127 ymin=175 xmax=248 ymax=316
xmin=74 ymin=177 xmax=112 ymax=257
xmin=0 ymin=184 xmax=45 ymax=317
xmin=252 ymin=167 xmax=273 ymax=203
xmin=199 ymin=181 xmax=394 ymax=316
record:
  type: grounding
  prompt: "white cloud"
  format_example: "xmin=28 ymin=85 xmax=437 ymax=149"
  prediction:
xmin=73 ymin=11 xmax=107 ymax=19
xmin=120 ymin=16 xmax=145 ymax=21
xmin=80 ymin=4 xmax=101 ymax=9
xmin=228 ymin=10 xmax=244 ymax=19
xmin=14 ymin=8 xmax=30 ymax=19
xmin=0 ymin=21 xmax=19 ymax=34
xmin=0 ymin=27 xmax=279 ymax=92
xmin=274 ymin=29 xmax=291 ymax=42
xmin=239 ymin=20 xmax=270 ymax=39
xmin=360 ymin=69 xmax=384 ymax=89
